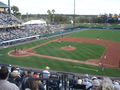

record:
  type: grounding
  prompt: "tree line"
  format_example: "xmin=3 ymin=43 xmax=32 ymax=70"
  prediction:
xmin=10 ymin=6 xmax=120 ymax=24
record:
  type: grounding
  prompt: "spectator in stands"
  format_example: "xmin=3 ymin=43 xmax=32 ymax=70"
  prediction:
xmin=20 ymin=71 xmax=26 ymax=82
xmin=27 ymin=70 xmax=32 ymax=75
xmin=9 ymin=66 xmax=21 ymax=86
xmin=82 ymin=78 xmax=92 ymax=90
xmin=48 ymin=75 xmax=62 ymax=90
xmin=91 ymin=79 xmax=100 ymax=90
xmin=98 ymin=77 xmax=113 ymax=90
xmin=36 ymin=81 xmax=45 ymax=90
xmin=22 ymin=74 xmax=38 ymax=90
xmin=32 ymin=72 xmax=45 ymax=90
xmin=39 ymin=73 xmax=43 ymax=78
xmin=97 ymin=77 xmax=103 ymax=84
xmin=33 ymin=72 xmax=38 ymax=78
xmin=43 ymin=66 xmax=50 ymax=78
xmin=83 ymin=74 xmax=89 ymax=79
xmin=113 ymin=82 xmax=120 ymax=90
xmin=8 ymin=64 xmax=12 ymax=73
xmin=77 ymin=76 xmax=82 ymax=85
xmin=69 ymin=75 xmax=77 ymax=85
xmin=0 ymin=66 xmax=20 ymax=90
xmin=8 ymin=70 xmax=19 ymax=86
xmin=9 ymin=66 xmax=16 ymax=78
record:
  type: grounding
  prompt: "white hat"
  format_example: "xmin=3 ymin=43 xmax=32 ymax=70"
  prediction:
xmin=85 ymin=74 xmax=88 ymax=77
xmin=11 ymin=70 xmax=18 ymax=77
xmin=92 ymin=76 xmax=97 ymax=80
xmin=92 ymin=79 xmax=100 ymax=87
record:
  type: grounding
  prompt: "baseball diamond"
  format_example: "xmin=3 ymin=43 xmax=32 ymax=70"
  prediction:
xmin=8 ymin=37 xmax=120 ymax=68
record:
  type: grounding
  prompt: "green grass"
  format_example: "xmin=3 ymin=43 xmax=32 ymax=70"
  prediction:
xmin=0 ymin=55 xmax=120 ymax=77
xmin=65 ymin=29 xmax=120 ymax=42
xmin=34 ymin=42 xmax=106 ymax=61
xmin=0 ymin=29 xmax=120 ymax=77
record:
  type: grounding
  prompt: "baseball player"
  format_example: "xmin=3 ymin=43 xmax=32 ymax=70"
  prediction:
xmin=14 ymin=48 xmax=16 ymax=53
xmin=59 ymin=39 xmax=60 ymax=43
xmin=69 ymin=44 xmax=71 ymax=47
xmin=97 ymin=37 xmax=99 ymax=40
xmin=104 ymin=53 xmax=106 ymax=59
xmin=102 ymin=64 xmax=104 ymax=71
xmin=21 ymin=48 xmax=23 ymax=54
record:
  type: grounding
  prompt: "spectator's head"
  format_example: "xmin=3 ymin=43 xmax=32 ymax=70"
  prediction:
xmin=33 ymin=72 xmax=37 ymax=75
xmin=21 ymin=71 xmax=26 ymax=82
xmin=27 ymin=70 xmax=31 ymax=75
xmin=78 ymin=76 xmax=81 ymax=79
xmin=11 ymin=70 xmax=18 ymax=78
xmin=16 ymin=67 xmax=20 ymax=71
xmin=73 ymin=75 xmax=75 ymax=79
xmin=98 ymin=77 xmax=113 ymax=90
xmin=11 ymin=66 xmax=16 ymax=72
xmin=85 ymin=74 xmax=88 ymax=77
xmin=0 ymin=66 xmax=9 ymax=80
xmin=84 ymin=78 xmax=88 ymax=82
xmin=92 ymin=79 xmax=100 ymax=89
xmin=92 ymin=76 xmax=97 ymax=80
xmin=22 ymin=74 xmax=38 ymax=90
xmin=45 ymin=66 xmax=50 ymax=70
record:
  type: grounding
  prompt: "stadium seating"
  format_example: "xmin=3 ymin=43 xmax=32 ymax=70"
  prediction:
xmin=1 ymin=64 xmax=120 ymax=90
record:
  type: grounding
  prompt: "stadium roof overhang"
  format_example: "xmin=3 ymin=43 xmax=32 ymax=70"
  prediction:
xmin=0 ymin=1 xmax=9 ymax=8
xmin=0 ymin=6 xmax=10 ymax=8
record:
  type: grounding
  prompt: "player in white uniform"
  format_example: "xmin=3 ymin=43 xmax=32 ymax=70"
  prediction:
xmin=69 ymin=44 xmax=71 ymax=47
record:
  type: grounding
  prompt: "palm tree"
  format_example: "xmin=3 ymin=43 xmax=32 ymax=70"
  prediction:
xmin=52 ymin=9 xmax=55 ymax=23
xmin=11 ymin=6 xmax=19 ymax=17
xmin=47 ymin=9 xmax=51 ymax=23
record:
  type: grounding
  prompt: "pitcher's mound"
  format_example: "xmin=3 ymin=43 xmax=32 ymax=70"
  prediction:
xmin=61 ymin=46 xmax=76 ymax=50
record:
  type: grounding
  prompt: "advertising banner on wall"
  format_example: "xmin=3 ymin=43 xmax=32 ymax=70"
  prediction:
xmin=108 ymin=18 xmax=112 ymax=20
xmin=113 ymin=18 xmax=117 ymax=20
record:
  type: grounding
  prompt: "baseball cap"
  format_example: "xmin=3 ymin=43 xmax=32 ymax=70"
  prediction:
xmin=11 ymin=70 xmax=18 ymax=77
xmin=45 ymin=66 xmax=50 ymax=70
xmin=92 ymin=79 xmax=100 ymax=87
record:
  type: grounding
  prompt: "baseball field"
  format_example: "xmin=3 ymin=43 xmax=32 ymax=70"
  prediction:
xmin=1 ymin=29 xmax=120 ymax=77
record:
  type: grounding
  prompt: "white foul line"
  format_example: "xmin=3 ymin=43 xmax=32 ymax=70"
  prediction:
xmin=73 ymin=66 xmax=98 ymax=72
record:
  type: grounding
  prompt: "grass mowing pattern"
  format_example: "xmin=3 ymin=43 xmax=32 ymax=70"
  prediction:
xmin=0 ymin=29 xmax=120 ymax=77
xmin=34 ymin=42 xmax=106 ymax=61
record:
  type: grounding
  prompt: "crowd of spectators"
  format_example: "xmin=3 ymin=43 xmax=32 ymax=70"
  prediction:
xmin=0 ymin=12 xmax=21 ymax=26
xmin=0 ymin=12 xmax=70 ymax=46
xmin=68 ymin=74 xmax=120 ymax=90
xmin=0 ymin=24 xmax=66 ymax=46
xmin=0 ymin=65 xmax=62 ymax=90
xmin=0 ymin=65 xmax=120 ymax=90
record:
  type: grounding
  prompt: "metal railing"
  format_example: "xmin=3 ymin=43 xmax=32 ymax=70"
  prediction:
xmin=22 ymin=77 xmax=60 ymax=90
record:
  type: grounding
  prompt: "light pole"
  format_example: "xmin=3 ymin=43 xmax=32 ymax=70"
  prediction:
xmin=8 ymin=0 xmax=10 ymax=14
xmin=74 ymin=0 xmax=75 ymax=27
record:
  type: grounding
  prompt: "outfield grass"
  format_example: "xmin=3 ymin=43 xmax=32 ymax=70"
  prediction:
xmin=0 ymin=29 xmax=120 ymax=77
xmin=34 ymin=42 xmax=106 ymax=61
xmin=65 ymin=29 xmax=120 ymax=42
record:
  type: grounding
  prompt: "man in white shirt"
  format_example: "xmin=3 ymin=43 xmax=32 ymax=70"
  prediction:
xmin=43 ymin=66 xmax=50 ymax=78
xmin=82 ymin=78 xmax=92 ymax=90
